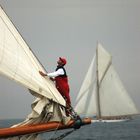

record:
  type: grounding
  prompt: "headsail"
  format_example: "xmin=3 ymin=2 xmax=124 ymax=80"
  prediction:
xmin=0 ymin=5 xmax=71 ymax=138
xmin=0 ymin=6 xmax=65 ymax=107
xmin=75 ymin=42 xmax=139 ymax=119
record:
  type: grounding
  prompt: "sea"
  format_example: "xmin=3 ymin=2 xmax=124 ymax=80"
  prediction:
xmin=0 ymin=117 xmax=140 ymax=140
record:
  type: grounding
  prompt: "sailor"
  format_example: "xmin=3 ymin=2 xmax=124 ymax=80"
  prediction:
xmin=39 ymin=57 xmax=71 ymax=107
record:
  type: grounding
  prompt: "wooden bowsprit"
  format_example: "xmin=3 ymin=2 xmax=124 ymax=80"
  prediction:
xmin=0 ymin=118 xmax=91 ymax=138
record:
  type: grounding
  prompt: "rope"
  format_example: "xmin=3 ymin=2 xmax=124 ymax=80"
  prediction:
xmin=46 ymin=103 xmax=82 ymax=140
xmin=47 ymin=121 xmax=62 ymax=140
xmin=66 ymin=103 xmax=81 ymax=121
xmin=48 ymin=129 xmax=75 ymax=140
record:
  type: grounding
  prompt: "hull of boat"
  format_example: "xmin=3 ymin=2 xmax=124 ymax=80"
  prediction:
xmin=0 ymin=118 xmax=91 ymax=138
xmin=91 ymin=119 xmax=129 ymax=123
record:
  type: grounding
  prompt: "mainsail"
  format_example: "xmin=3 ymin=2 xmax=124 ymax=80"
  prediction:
xmin=75 ymin=43 xmax=139 ymax=119
xmin=0 ymin=5 xmax=70 ymax=139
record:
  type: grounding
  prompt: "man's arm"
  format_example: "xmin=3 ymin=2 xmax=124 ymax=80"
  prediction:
xmin=47 ymin=69 xmax=64 ymax=77
xmin=39 ymin=68 xmax=64 ymax=77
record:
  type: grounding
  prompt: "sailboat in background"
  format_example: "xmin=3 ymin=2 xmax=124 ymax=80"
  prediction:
xmin=0 ymin=5 xmax=91 ymax=139
xmin=74 ymin=43 xmax=139 ymax=122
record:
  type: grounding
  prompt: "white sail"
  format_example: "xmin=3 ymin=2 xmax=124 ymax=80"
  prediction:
xmin=0 ymin=6 xmax=71 ymax=138
xmin=0 ymin=6 xmax=65 ymax=107
xmin=75 ymin=42 xmax=139 ymax=119
xmin=100 ymin=65 xmax=139 ymax=116
xmin=97 ymin=43 xmax=112 ymax=84
xmin=75 ymin=55 xmax=97 ymax=117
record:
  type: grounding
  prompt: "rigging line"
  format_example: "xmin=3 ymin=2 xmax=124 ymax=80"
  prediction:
xmin=47 ymin=103 xmax=80 ymax=140
xmin=68 ymin=104 xmax=81 ymax=121
xmin=47 ymin=116 xmax=64 ymax=140
xmin=48 ymin=129 xmax=75 ymax=140
xmin=47 ymin=106 xmax=68 ymax=140
xmin=25 ymin=115 xmax=63 ymax=140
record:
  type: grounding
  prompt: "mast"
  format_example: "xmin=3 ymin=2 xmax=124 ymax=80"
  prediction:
xmin=96 ymin=43 xmax=101 ymax=118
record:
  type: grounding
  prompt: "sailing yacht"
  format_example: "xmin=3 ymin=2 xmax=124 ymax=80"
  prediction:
xmin=74 ymin=43 xmax=139 ymax=122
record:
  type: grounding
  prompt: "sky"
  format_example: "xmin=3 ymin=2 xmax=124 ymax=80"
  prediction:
xmin=0 ymin=0 xmax=140 ymax=119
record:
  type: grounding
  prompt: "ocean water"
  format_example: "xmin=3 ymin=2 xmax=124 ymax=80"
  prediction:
xmin=0 ymin=117 xmax=140 ymax=140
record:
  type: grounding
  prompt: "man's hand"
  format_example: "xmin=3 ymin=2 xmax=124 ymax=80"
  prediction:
xmin=50 ymin=77 xmax=55 ymax=81
xmin=39 ymin=71 xmax=47 ymax=77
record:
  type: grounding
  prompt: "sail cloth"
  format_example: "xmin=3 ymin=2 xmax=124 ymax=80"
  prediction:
xmin=0 ymin=6 xmax=65 ymax=107
xmin=97 ymin=43 xmax=112 ymax=85
xmin=100 ymin=65 xmax=138 ymax=116
xmin=0 ymin=5 xmax=70 ymax=133
xmin=75 ymin=43 xmax=139 ymax=118
xmin=74 ymin=55 xmax=97 ymax=117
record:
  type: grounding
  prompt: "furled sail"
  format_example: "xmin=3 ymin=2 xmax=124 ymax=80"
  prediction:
xmin=0 ymin=5 xmax=71 ymax=138
xmin=75 ymin=42 xmax=139 ymax=119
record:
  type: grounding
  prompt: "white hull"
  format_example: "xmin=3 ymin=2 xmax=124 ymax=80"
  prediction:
xmin=91 ymin=119 xmax=129 ymax=123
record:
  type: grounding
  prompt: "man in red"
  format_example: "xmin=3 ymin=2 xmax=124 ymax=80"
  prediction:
xmin=39 ymin=57 xmax=71 ymax=106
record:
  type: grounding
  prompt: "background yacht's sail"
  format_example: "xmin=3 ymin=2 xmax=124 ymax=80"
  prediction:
xmin=75 ymin=42 xmax=139 ymax=119
xmin=0 ymin=6 xmax=65 ymax=107
xmin=97 ymin=44 xmax=139 ymax=117
xmin=97 ymin=43 xmax=112 ymax=84
xmin=74 ymin=55 xmax=97 ymax=117
xmin=99 ymin=65 xmax=139 ymax=117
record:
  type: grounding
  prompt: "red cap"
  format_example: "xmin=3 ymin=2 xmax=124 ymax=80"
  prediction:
xmin=59 ymin=57 xmax=67 ymax=65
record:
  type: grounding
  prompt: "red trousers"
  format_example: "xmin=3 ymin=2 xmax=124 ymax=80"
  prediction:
xmin=55 ymin=77 xmax=71 ymax=105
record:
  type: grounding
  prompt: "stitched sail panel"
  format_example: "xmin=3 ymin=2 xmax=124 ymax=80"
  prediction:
xmin=0 ymin=6 xmax=65 ymax=106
